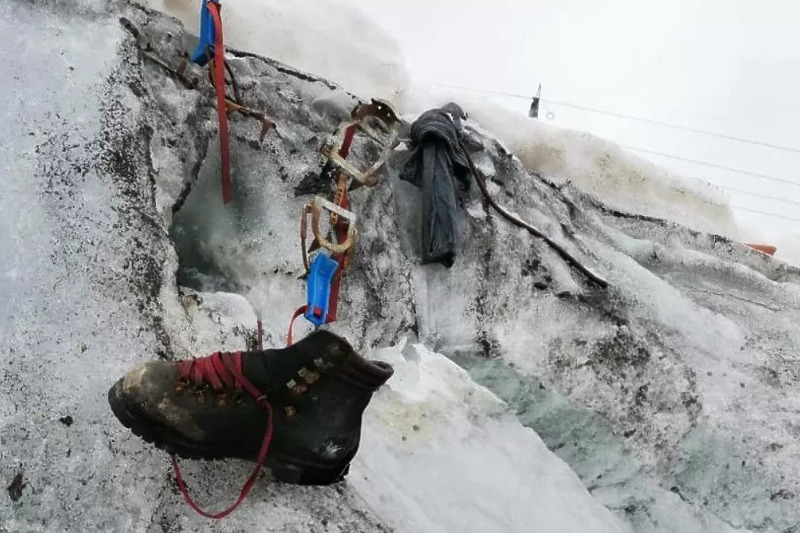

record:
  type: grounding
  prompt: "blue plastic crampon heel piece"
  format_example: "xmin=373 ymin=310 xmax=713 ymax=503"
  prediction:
xmin=304 ymin=253 xmax=340 ymax=327
xmin=190 ymin=0 xmax=219 ymax=66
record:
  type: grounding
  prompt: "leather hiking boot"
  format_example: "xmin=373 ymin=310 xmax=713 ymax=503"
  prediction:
xmin=108 ymin=330 xmax=393 ymax=486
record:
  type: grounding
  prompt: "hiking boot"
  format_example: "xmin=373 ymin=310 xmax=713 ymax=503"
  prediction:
xmin=108 ymin=330 xmax=393 ymax=486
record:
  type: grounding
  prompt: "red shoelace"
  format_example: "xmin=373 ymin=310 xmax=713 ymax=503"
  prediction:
xmin=171 ymin=351 xmax=274 ymax=519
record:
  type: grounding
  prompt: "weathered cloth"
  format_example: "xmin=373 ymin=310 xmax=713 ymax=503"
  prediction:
xmin=400 ymin=103 xmax=470 ymax=268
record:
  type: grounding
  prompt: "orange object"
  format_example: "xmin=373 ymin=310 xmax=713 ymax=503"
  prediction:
xmin=746 ymin=243 xmax=777 ymax=256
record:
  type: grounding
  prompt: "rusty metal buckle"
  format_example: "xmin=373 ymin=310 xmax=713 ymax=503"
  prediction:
xmin=300 ymin=196 xmax=358 ymax=271
xmin=320 ymin=99 xmax=407 ymax=188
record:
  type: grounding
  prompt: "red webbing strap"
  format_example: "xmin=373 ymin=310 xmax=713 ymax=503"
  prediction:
xmin=326 ymin=189 xmax=349 ymax=323
xmin=208 ymin=1 xmax=233 ymax=204
xmin=339 ymin=124 xmax=357 ymax=158
xmin=287 ymin=305 xmax=308 ymax=346
xmin=171 ymin=352 xmax=274 ymax=519
xmin=325 ymin=125 xmax=358 ymax=323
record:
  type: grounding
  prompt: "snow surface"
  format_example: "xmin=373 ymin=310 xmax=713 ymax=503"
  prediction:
xmin=5 ymin=1 xmax=800 ymax=533
xmin=136 ymin=0 xmax=410 ymax=102
xmin=0 ymin=3 xmax=387 ymax=532
xmin=350 ymin=341 xmax=632 ymax=533
xmin=450 ymin=99 xmax=739 ymax=238
xmin=138 ymin=0 xmax=740 ymax=240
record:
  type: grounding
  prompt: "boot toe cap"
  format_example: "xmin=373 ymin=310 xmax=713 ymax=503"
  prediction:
xmin=108 ymin=361 xmax=206 ymax=442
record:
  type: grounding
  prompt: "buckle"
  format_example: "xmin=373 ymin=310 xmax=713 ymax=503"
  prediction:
xmin=320 ymin=99 xmax=407 ymax=188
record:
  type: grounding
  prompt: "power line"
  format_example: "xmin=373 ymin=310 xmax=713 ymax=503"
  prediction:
xmin=622 ymin=145 xmax=800 ymax=188
xmin=545 ymin=99 xmax=800 ymax=155
xmin=720 ymin=185 xmax=800 ymax=207
xmin=622 ymin=146 xmax=800 ymax=208
xmin=428 ymin=82 xmax=800 ymax=155
xmin=426 ymin=81 xmax=800 ymax=223
xmin=428 ymin=82 xmax=800 ymax=187
xmin=429 ymin=82 xmax=528 ymax=99
xmin=731 ymin=205 xmax=800 ymax=223
xmin=613 ymin=145 xmax=800 ymax=213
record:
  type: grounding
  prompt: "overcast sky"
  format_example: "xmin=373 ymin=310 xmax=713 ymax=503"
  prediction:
xmin=340 ymin=0 xmax=800 ymax=239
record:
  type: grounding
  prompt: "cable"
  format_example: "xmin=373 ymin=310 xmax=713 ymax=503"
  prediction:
xmin=545 ymin=99 xmax=800 ymax=154
xmin=622 ymin=145 xmax=800 ymax=188
xmin=731 ymin=205 xmax=800 ymax=223
xmin=427 ymin=82 xmax=800 ymax=224
xmin=615 ymin=146 xmax=800 ymax=219
xmin=428 ymin=82 xmax=528 ymax=99
xmin=428 ymin=82 xmax=800 ymax=188
xmin=619 ymin=147 xmax=800 ymax=214
xmin=720 ymin=185 xmax=800 ymax=207
xmin=428 ymin=82 xmax=800 ymax=154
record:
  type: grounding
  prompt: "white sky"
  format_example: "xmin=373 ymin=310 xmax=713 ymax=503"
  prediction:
xmin=339 ymin=0 xmax=800 ymax=238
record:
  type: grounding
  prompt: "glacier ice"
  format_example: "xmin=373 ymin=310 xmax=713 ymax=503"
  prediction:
xmin=3 ymin=1 xmax=800 ymax=533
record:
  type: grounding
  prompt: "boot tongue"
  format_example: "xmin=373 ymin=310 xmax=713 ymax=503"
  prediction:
xmin=238 ymin=331 xmax=393 ymax=392
xmin=292 ymin=330 xmax=352 ymax=363
xmin=236 ymin=333 xmax=348 ymax=392
xmin=239 ymin=350 xmax=286 ymax=392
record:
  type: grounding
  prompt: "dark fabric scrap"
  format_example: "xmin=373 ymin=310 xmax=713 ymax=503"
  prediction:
xmin=400 ymin=103 xmax=471 ymax=268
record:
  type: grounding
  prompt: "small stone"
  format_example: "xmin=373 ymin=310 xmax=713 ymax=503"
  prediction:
xmin=7 ymin=472 xmax=25 ymax=502
xmin=412 ymin=425 xmax=420 ymax=432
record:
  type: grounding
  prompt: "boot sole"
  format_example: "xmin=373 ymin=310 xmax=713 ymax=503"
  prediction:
xmin=108 ymin=381 xmax=350 ymax=486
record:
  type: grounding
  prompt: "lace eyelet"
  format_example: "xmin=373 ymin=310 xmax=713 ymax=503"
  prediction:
xmin=291 ymin=383 xmax=308 ymax=397
xmin=215 ymin=391 xmax=228 ymax=408
xmin=313 ymin=357 xmax=332 ymax=371
xmin=174 ymin=378 xmax=190 ymax=394
xmin=193 ymin=384 xmax=210 ymax=404
xmin=298 ymin=367 xmax=320 ymax=384
xmin=232 ymin=390 xmax=246 ymax=406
